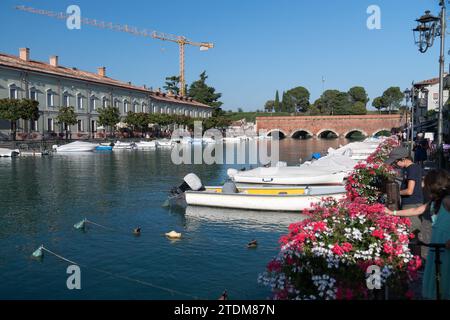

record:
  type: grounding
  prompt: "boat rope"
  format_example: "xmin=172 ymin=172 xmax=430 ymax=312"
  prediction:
xmin=85 ymin=219 xmax=115 ymax=231
xmin=35 ymin=245 xmax=202 ymax=300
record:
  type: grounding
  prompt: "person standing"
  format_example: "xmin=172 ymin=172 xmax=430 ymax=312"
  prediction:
xmin=385 ymin=169 xmax=450 ymax=299
xmin=414 ymin=133 xmax=428 ymax=167
xmin=385 ymin=147 xmax=427 ymax=256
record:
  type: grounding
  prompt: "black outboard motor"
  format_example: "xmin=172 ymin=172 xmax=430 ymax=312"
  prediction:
xmin=170 ymin=173 xmax=205 ymax=197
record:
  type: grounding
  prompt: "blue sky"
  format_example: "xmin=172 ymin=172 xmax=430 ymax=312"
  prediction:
xmin=0 ymin=0 xmax=446 ymax=111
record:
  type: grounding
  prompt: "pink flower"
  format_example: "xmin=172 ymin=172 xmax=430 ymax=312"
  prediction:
xmin=372 ymin=229 xmax=385 ymax=240
xmin=341 ymin=242 xmax=353 ymax=253
xmin=332 ymin=243 xmax=345 ymax=256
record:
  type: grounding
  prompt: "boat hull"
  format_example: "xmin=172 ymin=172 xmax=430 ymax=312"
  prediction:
xmin=185 ymin=191 xmax=345 ymax=212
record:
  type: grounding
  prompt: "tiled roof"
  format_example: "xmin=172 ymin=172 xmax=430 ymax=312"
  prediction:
xmin=0 ymin=52 xmax=210 ymax=108
xmin=414 ymin=74 xmax=448 ymax=86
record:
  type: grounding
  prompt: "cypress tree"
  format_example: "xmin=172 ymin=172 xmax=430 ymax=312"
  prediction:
xmin=274 ymin=90 xmax=280 ymax=112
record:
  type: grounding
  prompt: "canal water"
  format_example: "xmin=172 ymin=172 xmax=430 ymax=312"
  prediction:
xmin=0 ymin=138 xmax=352 ymax=299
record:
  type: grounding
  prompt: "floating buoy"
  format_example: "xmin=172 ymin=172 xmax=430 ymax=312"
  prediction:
xmin=74 ymin=218 xmax=87 ymax=230
xmin=247 ymin=240 xmax=258 ymax=248
xmin=32 ymin=245 xmax=44 ymax=259
xmin=133 ymin=227 xmax=141 ymax=236
xmin=218 ymin=290 xmax=228 ymax=300
xmin=165 ymin=231 xmax=182 ymax=239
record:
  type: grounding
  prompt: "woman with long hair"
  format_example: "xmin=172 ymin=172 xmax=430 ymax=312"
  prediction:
xmin=385 ymin=169 xmax=450 ymax=299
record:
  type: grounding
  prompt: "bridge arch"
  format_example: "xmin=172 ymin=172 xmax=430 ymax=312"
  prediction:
xmin=343 ymin=129 xmax=368 ymax=139
xmin=266 ymin=129 xmax=287 ymax=139
xmin=316 ymin=128 xmax=339 ymax=139
xmin=290 ymin=129 xmax=314 ymax=139
xmin=373 ymin=128 xmax=392 ymax=137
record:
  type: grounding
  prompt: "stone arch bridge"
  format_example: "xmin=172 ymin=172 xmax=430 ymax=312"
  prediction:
xmin=255 ymin=115 xmax=405 ymax=139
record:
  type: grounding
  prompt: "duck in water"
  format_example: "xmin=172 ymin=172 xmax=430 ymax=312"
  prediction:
xmin=247 ymin=240 xmax=257 ymax=248
xmin=218 ymin=290 xmax=228 ymax=300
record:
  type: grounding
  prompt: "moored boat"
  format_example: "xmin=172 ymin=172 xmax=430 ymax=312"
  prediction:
xmin=156 ymin=139 xmax=174 ymax=148
xmin=53 ymin=141 xmax=97 ymax=152
xmin=112 ymin=141 xmax=136 ymax=150
xmin=135 ymin=141 xmax=156 ymax=149
xmin=95 ymin=145 xmax=113 ymax=151
xmin=184 ymin=190 xmax=345 ymax=212
xmin=0 ymin=148 xmax=20 ymax=157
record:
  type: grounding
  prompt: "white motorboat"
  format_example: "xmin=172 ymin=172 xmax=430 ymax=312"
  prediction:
xmin=52 ymin=141 xmax=97 ymax=152
xmin=167 ymin=173 xmax=346 ymax=212
xmin=184 ymin=190 xmax=345 ymax=212
xmin=0 ymin=148 xmax=20 ymax=157
xmin=157 ymin=139 xmax=174 ymax=148
xmin=134 ymin=141 xmax=156 ymax=149
xmin=229 ymin=167 xmax=347 ymax=185
xmin=112 ymin=141 xmax=136 ymax=150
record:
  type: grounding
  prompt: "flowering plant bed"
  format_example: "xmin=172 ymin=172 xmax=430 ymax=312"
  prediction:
xmin=260 ymin=137 xmax=422 ymax=300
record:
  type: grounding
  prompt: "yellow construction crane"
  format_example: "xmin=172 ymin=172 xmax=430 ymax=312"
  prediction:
xmin=15 ymin=5 xmax=214 ymax=96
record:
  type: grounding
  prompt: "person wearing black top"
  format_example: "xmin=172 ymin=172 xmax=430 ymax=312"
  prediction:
xmin=385 ymin=147 xmax=429 ymax=258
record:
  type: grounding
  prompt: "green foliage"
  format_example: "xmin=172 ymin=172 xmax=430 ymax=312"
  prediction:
xmin=313 ymin=90 xmax=343 ymax=115
xmin=163 ymin=75 xmax=181 ymax=95
xmin=349 ymin=101 xmax=367 ymax=115
xmin=274 ymin=90 xmax=280 ymax=112
xmin=188 ymin=71 xmax=222 ymax=108
xmin=124 ymin=111 xmax=153 ymax=132
xmin=56 ymin=106 xmax=77 ymax=126
xmin=284 ymin=86 xmax=310 ymax=113
xmin=98 ymin=106 xmax=121 ymax=135
xmin=372 ymin=96 xmax=384 ymax=113
xmin=19 ymin=99 xmax=40 ymax=122
xmin=237 ymin=107 xmax=244 ymax=113
xmin=0 ymin=98 xmax=40 ymax=139
xmin=307 ymin=104 xmax=321 ymax=115
xmin=381 ymin=87 xmax=403 ymax=114
xmin=264 ymin=100 xmax=275 ymax=112
xmin=348 ymin=86 xmax=369 ymax=106
xmin=0 ymin=98 xmax=21 ymax=122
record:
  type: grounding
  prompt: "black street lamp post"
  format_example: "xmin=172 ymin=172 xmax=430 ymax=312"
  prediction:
xmin=413 ymin=1 xmax=446 ymax=158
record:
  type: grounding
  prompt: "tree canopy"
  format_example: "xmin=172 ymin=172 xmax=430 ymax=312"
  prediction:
xmin=348 ymin=86 xmax=369 ymax=106
xmin=188 ymin=71 xmax=223 ymax=108
xmin=0 ymin=98 xmax=40 ymax=140
xmin=283 ymin=86 xmax=310 ymax=113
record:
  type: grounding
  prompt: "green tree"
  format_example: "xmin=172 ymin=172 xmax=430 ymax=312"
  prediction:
xmin=314 ymin=90 xmax=351 ymax=115
xmin=349 ymin=101 xmax=367 ymax=115
xmin=348 ymin=86 xmax=369 ymax=106
xmin=372 ymin=96 xmax=384 ymax=114
xmin=237 ymin=107 xmax=244 ymax=113
xmin=19 ymin=99 xmax=40 ymax=131
xmin=98 ymin=106 xmax=121 ymax=137
xmin=163 ymin=75 xmax=181 ymax=95
xmin=125 ymin=111 xmax=152 ymax=134
xmin=188 ymin=71 xmax=223 ymax=122
xmin=281 ymin=91 xmax=288 ymax=112
xmin=264 ymin=100 xmax=275 ymax=112
xmin=0 ymin=98 xmax=21 ymax=140
xmin=307 ymin=103 xmax=321 ymax=115
xmin=56 ymin=106 xmax=77 ymax=140
xmin=188 ymin=71 xmax=222 ymax=108
xmin=381 ymin=87 xmax=403 ymax=114
xmin=285 ymin=86 xmax=310 ymax=113
xmin=274 ymin=90 xmax=280 ymax=112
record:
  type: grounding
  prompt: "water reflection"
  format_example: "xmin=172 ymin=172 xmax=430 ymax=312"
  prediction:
xmin=185 ymin=206 xmax=307 ymax=232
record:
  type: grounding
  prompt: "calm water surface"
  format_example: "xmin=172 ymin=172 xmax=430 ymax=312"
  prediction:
xmin=0 ymin=138 xmax=352 ymax=299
